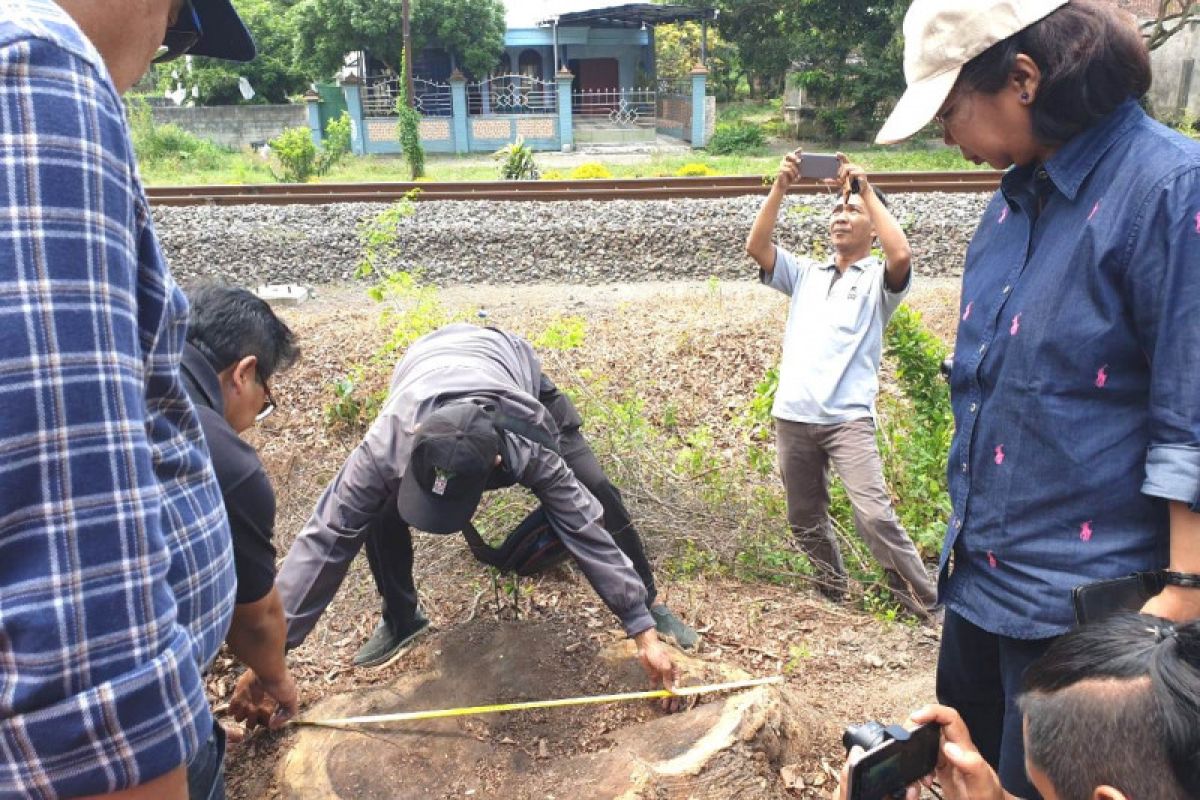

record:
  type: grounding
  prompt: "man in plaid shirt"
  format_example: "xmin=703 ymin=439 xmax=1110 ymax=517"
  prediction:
xmin=0 ymin=1 xmax=256 ymax=797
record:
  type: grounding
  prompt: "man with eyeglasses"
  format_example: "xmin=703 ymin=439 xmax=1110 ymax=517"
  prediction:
xmin=1 ymin=1 xmax=255 ymax=798
xmin=744 ymin=151 xmax=939 ymax=623
xmin=181 ymin=287 xmax=301 ymax=740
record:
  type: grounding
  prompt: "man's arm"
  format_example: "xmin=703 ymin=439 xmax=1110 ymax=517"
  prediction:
xmin=1130 ymin=167 xmax=1200 ymax=625
xmin=275 ymin=441 xmax=396 ymax=649
xmin=226 ymin=587 xmax=297 ymax=728
xmin=0 ymin=36 xmax=214 ymax=798
xmin=836 ymin=156 xmax=912 ymax=291
xmin=745 ymin=150 xmax=804 ymax=272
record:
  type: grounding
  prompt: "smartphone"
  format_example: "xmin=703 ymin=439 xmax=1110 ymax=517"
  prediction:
xmin=847 ymin=723 xmax=941 ymax=800
xmin=797 ymin=152 xmax=841 ymax=180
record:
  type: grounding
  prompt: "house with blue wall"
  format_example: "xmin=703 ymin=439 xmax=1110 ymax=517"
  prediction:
xmin=321 ymin=3 xmax=717 ymax=155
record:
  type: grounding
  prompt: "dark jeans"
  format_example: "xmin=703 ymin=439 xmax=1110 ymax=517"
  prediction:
xmin=186 ymin=720 xmax=226 ymax=800
xmin=365 ymin=380 xmax=657 ymax=633
xmin=936 ymin=610 xmax=1055 ymax=800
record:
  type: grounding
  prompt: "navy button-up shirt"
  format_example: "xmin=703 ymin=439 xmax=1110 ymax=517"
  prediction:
xmin=942 ymin=100 xmax=1200 ymax=639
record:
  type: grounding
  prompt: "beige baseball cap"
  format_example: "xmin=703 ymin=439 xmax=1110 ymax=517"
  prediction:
xmin=875 ymin=0 xmax=1069 ymax=145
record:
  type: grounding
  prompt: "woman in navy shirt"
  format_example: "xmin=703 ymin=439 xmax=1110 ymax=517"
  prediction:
xmin=875 ymin=0 xmax=1200 ymax=796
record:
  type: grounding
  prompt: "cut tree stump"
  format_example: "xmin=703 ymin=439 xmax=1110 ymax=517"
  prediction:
xmin=279 ymin=618 xmax=819 ymax=799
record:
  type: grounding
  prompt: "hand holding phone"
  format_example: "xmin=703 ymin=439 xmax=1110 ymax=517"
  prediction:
xmin=844 ymin=722 xmax=941 ymax=800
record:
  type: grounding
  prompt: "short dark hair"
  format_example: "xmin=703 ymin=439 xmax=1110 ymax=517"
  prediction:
xmin=955 ymin=0 xmax=1151 ymax=147
xmin=186 ymin=285 xmax=299 ymax=380
xmin=1018 ymin=613 xmax=1200 ymax=800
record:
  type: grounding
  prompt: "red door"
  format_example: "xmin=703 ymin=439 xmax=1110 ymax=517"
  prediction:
xmin=572 ymin=58 xmax=619 ymax=113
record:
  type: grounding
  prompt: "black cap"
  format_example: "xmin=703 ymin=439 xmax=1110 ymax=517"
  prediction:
xmin=159 ymin=0 xmax=257 ymax=63
xmin=397 ymin=400 xmax=501 ymax=534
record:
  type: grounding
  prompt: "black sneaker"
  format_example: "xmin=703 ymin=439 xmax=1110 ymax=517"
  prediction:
xmin=352 ymin=609 xmax=431 ymax=668
xmin=650 ymin=604 xmax=699 ymax=650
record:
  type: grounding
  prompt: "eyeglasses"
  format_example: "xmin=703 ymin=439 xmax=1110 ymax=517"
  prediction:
xmin=256 ymin=374 xmax=277 ymax=423
xmin=155 ymin=0 xmax=202 ymax=64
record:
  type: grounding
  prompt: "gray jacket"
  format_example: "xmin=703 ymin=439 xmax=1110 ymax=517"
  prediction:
xmin=276 ymin=324 xmax=652 ymax=647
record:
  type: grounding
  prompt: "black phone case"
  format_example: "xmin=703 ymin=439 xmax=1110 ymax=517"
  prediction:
xmin=1071 ymin=571 xmax=1166 ymax=625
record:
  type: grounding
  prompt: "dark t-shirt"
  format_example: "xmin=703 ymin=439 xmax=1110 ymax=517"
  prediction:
xmin=181 ymin=345 xmax=276 ymax=604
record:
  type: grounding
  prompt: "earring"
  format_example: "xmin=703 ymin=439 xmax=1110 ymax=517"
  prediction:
xmin=1020 ymin=91 xmax=1030 ymax=103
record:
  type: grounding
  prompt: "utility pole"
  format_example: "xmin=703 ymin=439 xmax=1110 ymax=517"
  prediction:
xmin=402 ymin=0 xmax=414 ymax=107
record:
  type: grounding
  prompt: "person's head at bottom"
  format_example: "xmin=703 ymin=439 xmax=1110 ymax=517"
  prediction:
xmin=837 ymin=613 xmax=1200 ymax=800
xmin=1017 ymin=613 xmax=1200 ymax=800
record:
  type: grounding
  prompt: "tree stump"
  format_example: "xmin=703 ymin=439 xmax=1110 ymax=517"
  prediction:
xmin=279 ymin=619 xmax=819 ymax=799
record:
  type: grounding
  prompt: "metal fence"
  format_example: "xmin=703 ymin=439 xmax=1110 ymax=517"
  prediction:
xmin=363 ymin=76 xmax=452 ymax=117
xmin=467 ymin=74 xmax=557 ymax=115
xmin=572 ymin=87 xmax=657 ymax=130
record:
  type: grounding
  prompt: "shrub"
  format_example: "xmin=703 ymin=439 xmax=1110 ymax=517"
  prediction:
xmin=267 ymin=127 xmax=319 ymax=182
xmin=127 ymin=97 xmax=228 ymax=170
xmin=494 ymin=136 xmax=539 ymax=180
xmin=674 ymin=162 xmax=717 ymax=177
xmin=569 ymin=162 xmax=613 ymax=180
xmin=541 ymin=169 xmax=565 ymax=180
xmin=267 ymin=113 xmax=352 ymax=183
xmin=706 ymin=121 xmax=766 ymax=154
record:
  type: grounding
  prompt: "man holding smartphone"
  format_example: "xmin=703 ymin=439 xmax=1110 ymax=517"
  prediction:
xmin=744 ymin=151 xmax=938 ymax=620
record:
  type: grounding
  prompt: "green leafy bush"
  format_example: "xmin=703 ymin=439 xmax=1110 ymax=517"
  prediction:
xmin=569 ymin=162 xmax=613 ymax=180
xmin=268 ymin=127 xmax=318 ymax=183
xmin=267 ymin=112 xmax=352 ymax=183
xmin=706 ymin=122 xmax=766 ymax=154
xmin=127 ymin=98 xmax=228 ymax=170
xmin=494 ymin=136 xmax=539 ymax=180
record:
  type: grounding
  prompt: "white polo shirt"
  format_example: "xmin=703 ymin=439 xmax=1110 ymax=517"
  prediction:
xmin=763 ymin=246 xmax=910 ymax=424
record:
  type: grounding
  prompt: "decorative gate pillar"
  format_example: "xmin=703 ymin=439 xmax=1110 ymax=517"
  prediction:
xmin=339 ymin=74 xmax=366 ymax=155
xmin=303 ymin=88 xmax=322 ymax=147
xmin=556 ymin=68 xmax=574 ymax=151
xmin=449 ymin=70 xmax=469 ymax=154
xmin=690 ymin=64 xmax=709 ymax=148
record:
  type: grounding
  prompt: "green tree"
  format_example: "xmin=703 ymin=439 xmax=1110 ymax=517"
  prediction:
xmin=153 ymin=0 xmax=310 ymax=104
xmin=653 ymin=21 xmax=743 ymax=101
xmin=410 ymin=0 xmax=506 ymax=78
xmin=290 ymin=0 xmax=504 ymax=79
xmin=716 ymin=0 xmax=907 ymax=140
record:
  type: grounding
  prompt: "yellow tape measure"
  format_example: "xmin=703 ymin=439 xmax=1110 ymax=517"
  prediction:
xmin=297 ymin=675 xmax=783 ymax=730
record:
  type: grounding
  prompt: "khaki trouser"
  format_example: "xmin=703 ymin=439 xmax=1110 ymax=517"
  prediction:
xmin=776 ymin=416 xmax=937 ymax=616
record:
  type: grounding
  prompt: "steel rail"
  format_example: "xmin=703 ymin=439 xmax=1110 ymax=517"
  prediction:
xmin=145 ymin=171 xmax=1003 ymax=207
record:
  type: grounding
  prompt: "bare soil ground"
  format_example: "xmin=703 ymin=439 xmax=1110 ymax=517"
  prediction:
xmin=217 ymin=277 xmax=962 ymax=799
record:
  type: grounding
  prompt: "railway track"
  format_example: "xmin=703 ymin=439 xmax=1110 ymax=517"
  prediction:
xmin=146 ymin=171 xmax=1002 ymax=207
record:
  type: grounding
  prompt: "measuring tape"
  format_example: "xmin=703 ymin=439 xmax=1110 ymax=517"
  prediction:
xmin=297 ymin=675 xmax=783 ymax=730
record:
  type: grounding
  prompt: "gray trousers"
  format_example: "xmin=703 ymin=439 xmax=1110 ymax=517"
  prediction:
xmin=776 ymin=416 xmax=937 ymax=616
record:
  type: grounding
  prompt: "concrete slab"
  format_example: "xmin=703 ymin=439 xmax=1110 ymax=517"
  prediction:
xmin=255 ymin=284 xmax=314 ymax=307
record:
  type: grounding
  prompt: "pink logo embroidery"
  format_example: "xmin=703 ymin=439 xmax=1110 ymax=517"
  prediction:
xmin=1088 ymin=201 xmax=1101 ymax=221
xmin=999 ymin=207 xmax=1009 ymax=224
xmin=1010 ymin=313 xmax=1022 ymax=336
xmin=1095 ymin=365 xmax=1109 ymax=388
xmin=962 ymin=301 xmax=974 ymax=322
xmin=1194 ymin=211 xmax=1200 ymax=234
xmin=1080 ymin=520 xmax=1093 ymax=542
xmin=994 ymin=445 xmax=1005 ymax=465
xmin=987 ymin=551 xmax=998 ymax=568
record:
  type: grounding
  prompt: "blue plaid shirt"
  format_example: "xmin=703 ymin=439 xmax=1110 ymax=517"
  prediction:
xmin=942 ymin=100 xmax=1200 ymax=639
xmin=0 ymin=2 xmax=235 ymax=797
